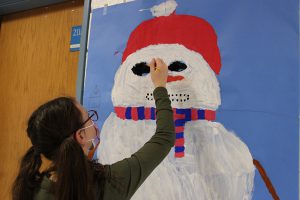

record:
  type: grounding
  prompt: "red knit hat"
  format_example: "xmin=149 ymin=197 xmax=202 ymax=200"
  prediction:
xmin=122 ymin=14 xmax=222 ymax=74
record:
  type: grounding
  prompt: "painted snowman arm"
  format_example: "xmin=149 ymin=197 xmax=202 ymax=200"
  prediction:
xmin=105 ymin=87 xmax=175 ymax=199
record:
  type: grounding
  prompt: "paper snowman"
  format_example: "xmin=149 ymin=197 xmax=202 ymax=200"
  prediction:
xmin=98 ymin=1 xmax=255 ymax=199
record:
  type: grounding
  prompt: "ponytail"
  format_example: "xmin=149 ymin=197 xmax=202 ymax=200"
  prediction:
xmin=13 ymin=97 xmax=107 ymax=199
xmin=55 ymin=137 xmax=94 ymax=200
xmin=12 ymin=146 xmax=42 ymax=200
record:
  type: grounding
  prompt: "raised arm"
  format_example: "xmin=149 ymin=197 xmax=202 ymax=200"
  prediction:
xmin=104 ymin=59 xmax=175 ymax=199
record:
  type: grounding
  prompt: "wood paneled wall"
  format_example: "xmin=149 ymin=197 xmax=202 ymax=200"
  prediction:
xmin=0 ymin=1 xmax=84 ymax=199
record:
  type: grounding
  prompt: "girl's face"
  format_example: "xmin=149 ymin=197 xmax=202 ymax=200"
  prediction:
xmin=75 ymin=102 xmax=99 ymax=156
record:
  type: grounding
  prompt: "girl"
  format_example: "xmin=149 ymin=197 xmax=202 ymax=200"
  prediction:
xmin=12 ymin=58 xmax=174 ymax=200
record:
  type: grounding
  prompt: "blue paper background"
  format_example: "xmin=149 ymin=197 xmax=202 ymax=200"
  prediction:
xmin=83 ymin=0 xmax=299 ymax=199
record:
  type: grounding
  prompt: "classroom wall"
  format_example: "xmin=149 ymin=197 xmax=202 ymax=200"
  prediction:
xmin=0 ymin=1 xmax=84 ymax=199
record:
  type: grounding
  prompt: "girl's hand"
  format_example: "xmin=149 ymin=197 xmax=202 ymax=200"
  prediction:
xmin=149 ymin=58 xmax=168 ymax=88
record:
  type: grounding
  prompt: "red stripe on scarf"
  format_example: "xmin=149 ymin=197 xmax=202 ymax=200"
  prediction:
xmin=114 ymin=107 xmax=126 ymax=119
xmin=131 ymin=107 xmax=138 ymax=121
xmin=205 ymin=110 xmax=216 ymax=120
xmin=175 ymin=126 xmax=184 ymax=133
xmin=191 ymin=109 xmax=198 ymax=120
xmin=175 ymin=138 xmax=185 ymax=146
xmin=175 ymin=152 xmax=185 ymax=158
xmin=145 ymin=107 xmax=151 ymax=119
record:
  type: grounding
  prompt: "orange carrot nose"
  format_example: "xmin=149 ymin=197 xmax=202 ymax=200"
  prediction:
xmin=167 ymin=75 xmax=184 ymax=82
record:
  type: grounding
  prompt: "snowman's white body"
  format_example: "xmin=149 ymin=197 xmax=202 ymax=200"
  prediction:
xmin=99 ymin=114 xmax=254 ymax=200
xmin=98 ymin=44 xmax=255 ymax=200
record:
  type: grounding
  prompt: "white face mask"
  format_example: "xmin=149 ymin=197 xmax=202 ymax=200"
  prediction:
xmin=80 ymin=121 xmax=101 ymax=161
xmin=87 ymin=128 xmax=101 ymax=161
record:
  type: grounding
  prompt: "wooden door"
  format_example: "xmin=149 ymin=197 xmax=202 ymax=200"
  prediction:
xmin=0 ymin=1 xmax=84 ymax=199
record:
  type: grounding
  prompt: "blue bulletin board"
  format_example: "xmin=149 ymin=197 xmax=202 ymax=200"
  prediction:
xmin=77 ymin=0 xmax=299 ymax=199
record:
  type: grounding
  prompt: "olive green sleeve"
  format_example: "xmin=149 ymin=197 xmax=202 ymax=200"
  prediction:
xmin=103 ymin=87 xmax=175 ymax=200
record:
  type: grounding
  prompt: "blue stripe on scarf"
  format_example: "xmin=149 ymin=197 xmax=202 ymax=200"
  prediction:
xmin=176 ymin=132 xmax=184 ymax=139
xmin=151 ymin=107 xmax=155 ymax=119
xmin=137 ymin=107 xmax=145 ymax=120
xmin=175 ymin=146 xmax=185 ymax=152
xmin=198 ymin=109 xmax=205 ymax=119
xmin=176 ymin=109 xmax=192 ymax=121
xmin=175 ymin=119 xmax=186 ymax=126
xmin=125 ymin=107 xmax=132 ymax=119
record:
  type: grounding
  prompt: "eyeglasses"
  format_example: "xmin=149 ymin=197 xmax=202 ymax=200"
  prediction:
xmin=72 ymin=110 xmax=99 ymax=138
xmin=76 ymin=110 xmax=98 ymax=132
xmin=81 ymin=110 xmax=98 ymax=128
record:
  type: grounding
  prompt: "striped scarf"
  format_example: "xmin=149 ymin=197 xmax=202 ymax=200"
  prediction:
xmin=114 ymin=107 xmax=216 ymax=158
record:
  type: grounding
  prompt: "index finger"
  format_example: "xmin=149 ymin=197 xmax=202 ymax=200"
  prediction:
xmin=149 ymin=58 xmax=156 ymax=72
xmin=155 ymin=58 xmax=166 ymax=69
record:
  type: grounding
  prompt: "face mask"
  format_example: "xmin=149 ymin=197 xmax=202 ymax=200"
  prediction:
xmin=87 ymin=124 xmax=101 ymax=161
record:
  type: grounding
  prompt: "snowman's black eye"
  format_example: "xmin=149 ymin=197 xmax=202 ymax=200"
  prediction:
xmin=168 ymin=61 xmax=187 ymax=72
xmin=132 ymin=62 xmax=150 ymax=76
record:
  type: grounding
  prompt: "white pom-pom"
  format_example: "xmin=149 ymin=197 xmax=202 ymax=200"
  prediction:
xmin=150 ymin=0 xmax=177 ymax=17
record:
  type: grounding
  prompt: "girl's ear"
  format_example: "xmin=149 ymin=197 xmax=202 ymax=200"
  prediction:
xmin=74 ymin=130 xmax=85 ymax=146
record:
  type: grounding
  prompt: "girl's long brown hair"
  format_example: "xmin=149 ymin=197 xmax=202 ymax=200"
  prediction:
xmin=12 ymin=97 xmax=105 ymax=200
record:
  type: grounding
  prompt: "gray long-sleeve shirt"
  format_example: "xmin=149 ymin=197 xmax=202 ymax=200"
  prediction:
xmin=34 ymin=87 xmax=175 ymax=200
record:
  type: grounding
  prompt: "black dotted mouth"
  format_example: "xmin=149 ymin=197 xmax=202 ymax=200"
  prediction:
xmin=146 ymin=93 xmax=190 ymax=102
xmin=145 ymin=93 xmax=154 ymax=101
